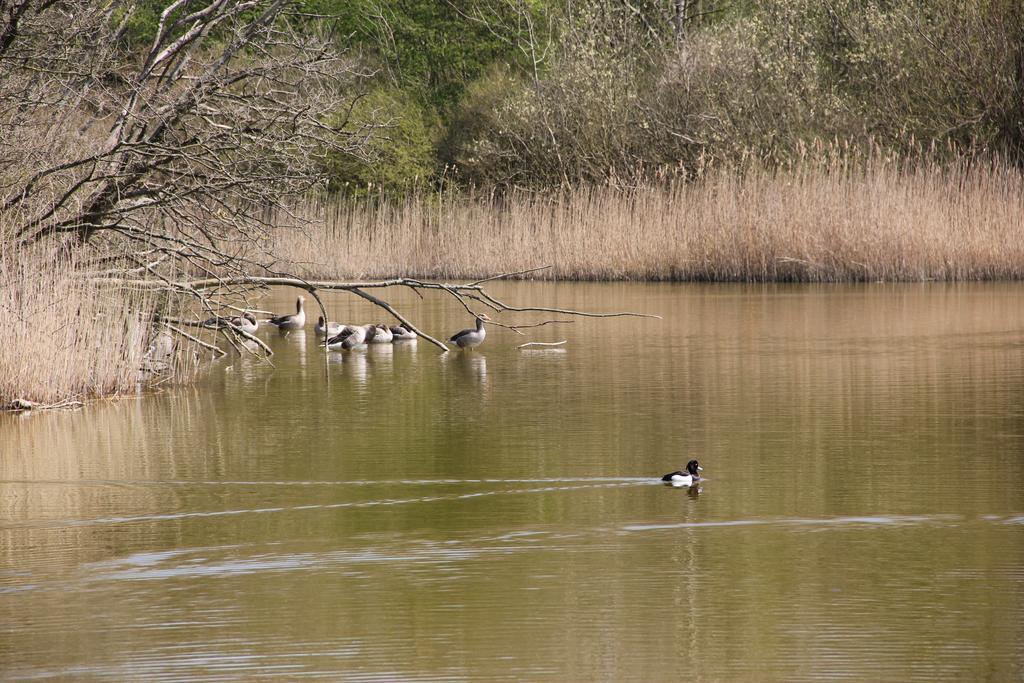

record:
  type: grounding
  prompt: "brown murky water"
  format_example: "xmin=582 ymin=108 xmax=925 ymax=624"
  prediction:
xmin=1 ymin=282 xmax=1023 ymax=681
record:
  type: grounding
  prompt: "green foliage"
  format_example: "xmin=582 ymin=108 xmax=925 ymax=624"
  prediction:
xmin=443 ymin=0 xmax=1024 ymax=188
xmin=444 ymin=2 xmax=702 ymax=187
xmin=325 ymin=88 xmax=439 ymax=195
xmin=440 ymin=64 xmax=525 ymax=185
xmin=303 ymin=0 xmax=534 ymax=112
xmin=114 ymin=1 xmax=1024 ymax=191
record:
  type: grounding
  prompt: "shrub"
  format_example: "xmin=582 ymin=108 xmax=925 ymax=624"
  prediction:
xmin=445 ymin=0 xmax=1024 ymax=188
xmin=325 ymin=88 xmax=439 ymax=195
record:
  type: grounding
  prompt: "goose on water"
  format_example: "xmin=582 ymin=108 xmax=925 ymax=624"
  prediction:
xmin=390 ymin=323 xmax=418 ymax=341
xmin=449 ymin=314 xmax=491 ymax=349
xmin=231 ymin=312 xmax=259 ymax=334
xmin=202 ymin=312 xmax=258 ymax=334
xmin=267 ymin=296 xmax=306 ymax=331
xmin=369 ymin=324 xmax=393 ymax=343
xmin=327 ymin=324 xmax=370 ymax=350
xmin=315 ymin=316 xmax=346 ymax=337
xmin=661 ymin=460 xmax=702 ymax=486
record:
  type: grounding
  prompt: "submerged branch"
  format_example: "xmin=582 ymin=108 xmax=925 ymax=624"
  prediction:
xmin=517 ymin=340 xmax=568 ymax=349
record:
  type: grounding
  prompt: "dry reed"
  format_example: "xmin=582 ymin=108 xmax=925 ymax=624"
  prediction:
xmin=0 ymin=245 xmax=195 ymax=406
xmin=278 ymin=157 xmax=1024 ymax=282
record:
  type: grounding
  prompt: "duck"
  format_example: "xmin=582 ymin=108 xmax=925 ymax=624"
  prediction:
xmin=267 ymin=295 xmax=306 ymax=331
xmin=449 ymin=313 xmax=491 ymax=349
xmin=661 ymin=460 xmax=702 ymax=486
xmin=327 ymin=323 xmax=370 ymax=350
xmin=390 ymin=323 xmax=418 ymax=341
xmin=315 ymin=316 xmax=346 ymax=337
xmin=369 ymin=323 xmax=393 ymax=343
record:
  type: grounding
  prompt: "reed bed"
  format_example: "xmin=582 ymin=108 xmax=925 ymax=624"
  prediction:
xmin=0 ymin=246 xmax=192 ymax=407
xmin=279 ymin=158 xmax=1024 ymax=282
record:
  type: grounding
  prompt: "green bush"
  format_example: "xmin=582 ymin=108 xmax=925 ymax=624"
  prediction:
xmin=445 ymin=4 xmax=697 ymax=187
xmin=324 ymin=88 xmax=439 ymax=195
xmin=443 ymin=0 xmax=1024 ymax=189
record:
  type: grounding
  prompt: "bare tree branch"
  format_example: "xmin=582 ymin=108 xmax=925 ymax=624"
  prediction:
xmin=95 ymin=269 xmax=660 ymax=354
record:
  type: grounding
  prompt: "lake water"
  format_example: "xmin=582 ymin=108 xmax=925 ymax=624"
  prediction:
xmin=1 ymin=282 xmax=1022 ymax=681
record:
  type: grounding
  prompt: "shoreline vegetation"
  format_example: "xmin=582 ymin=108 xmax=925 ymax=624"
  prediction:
xmin=2 ymin=0 xmax=1023 ymax=407
xmin=283 ymin=155 xmax=1024 ymax=283
xmin=0 ymin=247 xmax=196 ymax=408
xmin=5 ymin=152 xmax=1024 ymax=408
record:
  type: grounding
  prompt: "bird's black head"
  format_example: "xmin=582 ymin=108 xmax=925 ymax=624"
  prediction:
xmin=686 ymin=459 xmax=702 ymax=476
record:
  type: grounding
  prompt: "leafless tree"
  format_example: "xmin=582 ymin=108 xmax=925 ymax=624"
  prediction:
xmin=0 ymin=0 xmax=371 ymax=277
xmin=0 ymin=1 xmax=654 ymax=365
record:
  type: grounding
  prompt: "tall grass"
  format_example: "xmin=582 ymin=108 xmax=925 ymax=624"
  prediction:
xmin=279 ymin=156 xmax=1024 ymax=282
xmin=0 ymin=246 xmax=191 ymax=406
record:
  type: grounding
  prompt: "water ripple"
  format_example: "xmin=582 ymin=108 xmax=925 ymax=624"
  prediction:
xmin=0 ymin=480 xmax=650 ymax=530
xmin=0 ymin=476 xmax=652 ymax=488
xmin=621 ymin=514 xmax=965 ymax=532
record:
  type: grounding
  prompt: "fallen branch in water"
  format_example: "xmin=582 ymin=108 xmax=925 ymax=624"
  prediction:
xmin=158 ymin=316 xmax=274 ymax=358
xmin=4 ymin=398 xmax=85 ymax=412
xmin=97 ymin=267 xmax=660 ymax=354
xmin=349 ymin=287 xmax=449 ymax=350
xmin=516 ymin=340 xmax=568 ymax=349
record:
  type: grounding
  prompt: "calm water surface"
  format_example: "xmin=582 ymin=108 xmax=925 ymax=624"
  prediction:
xmin=2 ymin=283 xmax=1023 ymax=681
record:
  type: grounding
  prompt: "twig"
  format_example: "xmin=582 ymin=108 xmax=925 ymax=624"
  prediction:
xmin=468 ymin=265 xmax=553 ymax=286
xmin=231 ymin=326 xmax=275 ymax=361
xmin=161 ymin=321 xmax=227 ymax=358
xmin=509 ymin=319 xmax=574 ymax=330
xmin=156 ymin=316 xmax=273 ymax=358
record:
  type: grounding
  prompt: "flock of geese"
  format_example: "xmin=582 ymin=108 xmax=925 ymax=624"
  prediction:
xmin=211 ymin=295 xmax=702 ymax=486
xmin=208 ymin=295 xmax=491 ymax=351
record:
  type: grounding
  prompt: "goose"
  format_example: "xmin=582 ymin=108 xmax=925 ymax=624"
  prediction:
xmin=449 ymin=313 xmax=491 ymax=349
xmin=390 ymin=323 xmax=418 ymax=341
xmin=661 ymin=460 xmax=702 ymax=486
xmin=230 ymin=312 xmax=258 ymax=334
xmin=201 ymin=314 xmax=232 ymax=329
xmin=267 ymin=296 xmax=306 ymax=331
xmin=327 ymin=324 xmax=370 ymax=350
xmin=325 ymin=325 xmax=354 ymax=349
xmin=202 ymin=312 xmax=258 ymax=334
xmin=369 ymin=324 xmax=393 ymax=344
xmin=315 ymin=316 xmax=346 ymax=337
